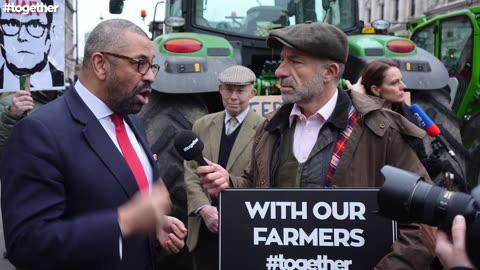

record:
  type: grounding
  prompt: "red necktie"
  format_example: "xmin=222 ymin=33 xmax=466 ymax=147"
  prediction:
xmin=111 ymin=113 xmax=149 ymax=191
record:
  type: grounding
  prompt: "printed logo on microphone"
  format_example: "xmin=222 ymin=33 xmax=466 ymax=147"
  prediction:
xmin=183 ymin=138 xmax=199 ymax=152
xmin=412 ymin=112 xmax=427 ymax=129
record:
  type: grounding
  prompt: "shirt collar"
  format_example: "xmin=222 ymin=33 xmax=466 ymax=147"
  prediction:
xmin=225 ymin=106 xmax=250 ymax=125
xmin=74 ymin=80 xmax=113 ymax=120
xmin=288 ymin=89 xmax=339 ymax=128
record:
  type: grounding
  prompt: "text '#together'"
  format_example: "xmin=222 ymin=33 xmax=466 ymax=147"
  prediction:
xmin=266 ymin=254 xmax=352 ymax=270
xmin=2 ymin=1 xmax=59 ymax=15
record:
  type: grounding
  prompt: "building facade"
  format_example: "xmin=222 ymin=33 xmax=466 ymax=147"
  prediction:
xmin=64 ymin=0 xmax=76 ymax=84
xmin=358 ymin=0 xmax=480 ymax=35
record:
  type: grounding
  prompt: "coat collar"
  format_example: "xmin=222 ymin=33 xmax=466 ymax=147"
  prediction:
xmin=349 ymin=89 xmax=385 ymax=115
xmin=265 ymin=89 xmax=353 ymax=133
xmin=207 ymin=110 xmax=260 ymax=170
xmin=209 ymin=112 xmax=225 ymax=164
xmin=226 ymin=109 xmax=260 ymax=170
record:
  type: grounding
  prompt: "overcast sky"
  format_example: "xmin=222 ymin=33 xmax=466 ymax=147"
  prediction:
xmin=77 ymin=0 xmax=164 ymax=58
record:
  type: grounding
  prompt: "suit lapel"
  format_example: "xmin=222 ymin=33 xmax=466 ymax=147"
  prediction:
xmin=208 ymin=113 xmax=224 ymax=164
xmin=83 ymin=120 xmax=140 ymax=197
xmin=65 ymin=88 xmax=143 ymax=198
xmin=226 ymin=110 xmax=257 ymax=171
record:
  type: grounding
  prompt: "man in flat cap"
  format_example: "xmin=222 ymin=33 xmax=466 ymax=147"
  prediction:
xmin=195 ymin=23 xmax=434 ymax=269
xmin=184 ymin=65 xmax=264 ymax=270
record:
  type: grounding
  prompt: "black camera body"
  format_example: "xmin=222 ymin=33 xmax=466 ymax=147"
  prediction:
xmin=378 ymin=165 xmax=480 ymax=269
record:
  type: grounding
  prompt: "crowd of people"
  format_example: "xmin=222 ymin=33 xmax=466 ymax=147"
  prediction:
xmin=0 ymin=14 xmax=475 ymax=270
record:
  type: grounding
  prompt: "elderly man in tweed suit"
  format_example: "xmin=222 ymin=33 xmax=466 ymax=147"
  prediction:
xmin=184 ymin=65 xmax=264 ymax=270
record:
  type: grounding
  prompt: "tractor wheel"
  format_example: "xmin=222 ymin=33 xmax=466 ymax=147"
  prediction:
xmin=138 ymin=91 xmax=211 ymax=270
xmin=411 ymin=88 xmax=468 ymax=191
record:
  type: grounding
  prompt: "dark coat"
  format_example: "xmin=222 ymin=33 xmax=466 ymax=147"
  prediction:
xmin=0 ymin=87 xmax=159 ymax=270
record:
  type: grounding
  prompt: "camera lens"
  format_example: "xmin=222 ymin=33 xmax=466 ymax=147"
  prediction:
xmin=379 ymin=166 xmax=480 ymax=269
xmin=378 ymin=166 xmax=477 ymax=230
xmin=409 ymin=181 xmax=476 ymax=230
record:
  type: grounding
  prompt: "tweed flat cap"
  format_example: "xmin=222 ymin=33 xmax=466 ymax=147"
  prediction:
xmin=266 ymin=22 xmax=348 ymax=64
xmin=218 ymin=65 xmax=256 ymax=85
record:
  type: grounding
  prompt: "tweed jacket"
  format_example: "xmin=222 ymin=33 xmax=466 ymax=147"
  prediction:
xmin=184 ymin=109 xmax=264 ymax=251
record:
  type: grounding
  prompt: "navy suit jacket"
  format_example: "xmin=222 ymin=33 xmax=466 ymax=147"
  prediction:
xmin=0 ymin=87 xmax=159 ymax=269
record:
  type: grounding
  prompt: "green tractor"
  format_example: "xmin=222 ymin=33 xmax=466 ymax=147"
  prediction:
xmin=409 ymin=5 xmax=480 ymax=187
xmin=109 ymin=0 xmax=467 ymax=268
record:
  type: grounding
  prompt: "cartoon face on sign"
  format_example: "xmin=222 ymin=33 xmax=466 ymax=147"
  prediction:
xmin=0 ymin=0 xmax=64 ymax=91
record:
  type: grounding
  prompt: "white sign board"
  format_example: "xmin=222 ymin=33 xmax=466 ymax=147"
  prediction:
xmin=0 ymin=0 xmax=65 ymax=92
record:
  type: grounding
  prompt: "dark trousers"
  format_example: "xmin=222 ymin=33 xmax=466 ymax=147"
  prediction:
xmin=192 ymin=222 xmax=218 ymax=270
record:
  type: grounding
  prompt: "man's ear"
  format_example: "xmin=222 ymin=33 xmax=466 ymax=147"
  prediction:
xmin=250 ymin=87 xmax=257 ymax=98
xmin=323 ymin=63 xmax=339 ymax=84
xmin=92 ymin=53 xmax=108 ymax=80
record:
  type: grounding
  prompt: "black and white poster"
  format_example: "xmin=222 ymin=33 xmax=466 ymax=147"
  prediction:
xmin=220 ymin=189 xmax=397 ymax=270
xmin=0 ymin=0 xmax=64 ymax=92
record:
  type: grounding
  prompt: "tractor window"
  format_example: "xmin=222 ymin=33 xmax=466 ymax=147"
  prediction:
xmin=194 ymin=0 xmax=356 ymax=38
xmin=170 ymin=0 xmax=182 ymax=17
xmin=439 ymin=16 xmax=473 ymax=78
xmin=411 ymin=24 xmax=435 ymax=55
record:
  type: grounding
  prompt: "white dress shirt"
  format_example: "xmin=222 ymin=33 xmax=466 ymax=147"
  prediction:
xmin=289 ymin=90 xmax=338 ymax=163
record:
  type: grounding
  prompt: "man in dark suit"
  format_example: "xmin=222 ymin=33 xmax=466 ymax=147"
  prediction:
xmin=0 ymin=18 xmax=186 ymax=269
xmin=0 ymin=0 xmax=64 ymax=90
xmin=184 ymin=65 xmax=264 ymax=270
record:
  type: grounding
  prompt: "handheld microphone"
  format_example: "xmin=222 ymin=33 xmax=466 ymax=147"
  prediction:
xmin=409 ymin=104 xmax=441 ymax=137
xmin=410 ymin=104 xmax=455 ymax=158
xmin=173 ymin=130 xmax=208 ymax=166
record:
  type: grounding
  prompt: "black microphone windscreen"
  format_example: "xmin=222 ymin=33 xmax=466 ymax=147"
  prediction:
xmin=174 ymin=130 xmax=205 ymax=162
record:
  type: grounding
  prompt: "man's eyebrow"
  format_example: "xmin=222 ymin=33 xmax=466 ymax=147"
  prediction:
xmin=132 ymin=54 xmax=148 ymax=61
xmin=134 ymin=53 xmax=154 ymax=62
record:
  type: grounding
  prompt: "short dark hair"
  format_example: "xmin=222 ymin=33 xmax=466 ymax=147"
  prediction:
xmin=360 ymin=59 xmax=399 ymax=96
xmin=82 ymin=19 xmax=148 ymax=68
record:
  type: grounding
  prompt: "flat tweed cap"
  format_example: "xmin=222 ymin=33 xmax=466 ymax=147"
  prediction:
xmin=218 ymin=65 xmax=256 ymax=85
xmin=266 ymin=22 xmax=348 ymax=64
